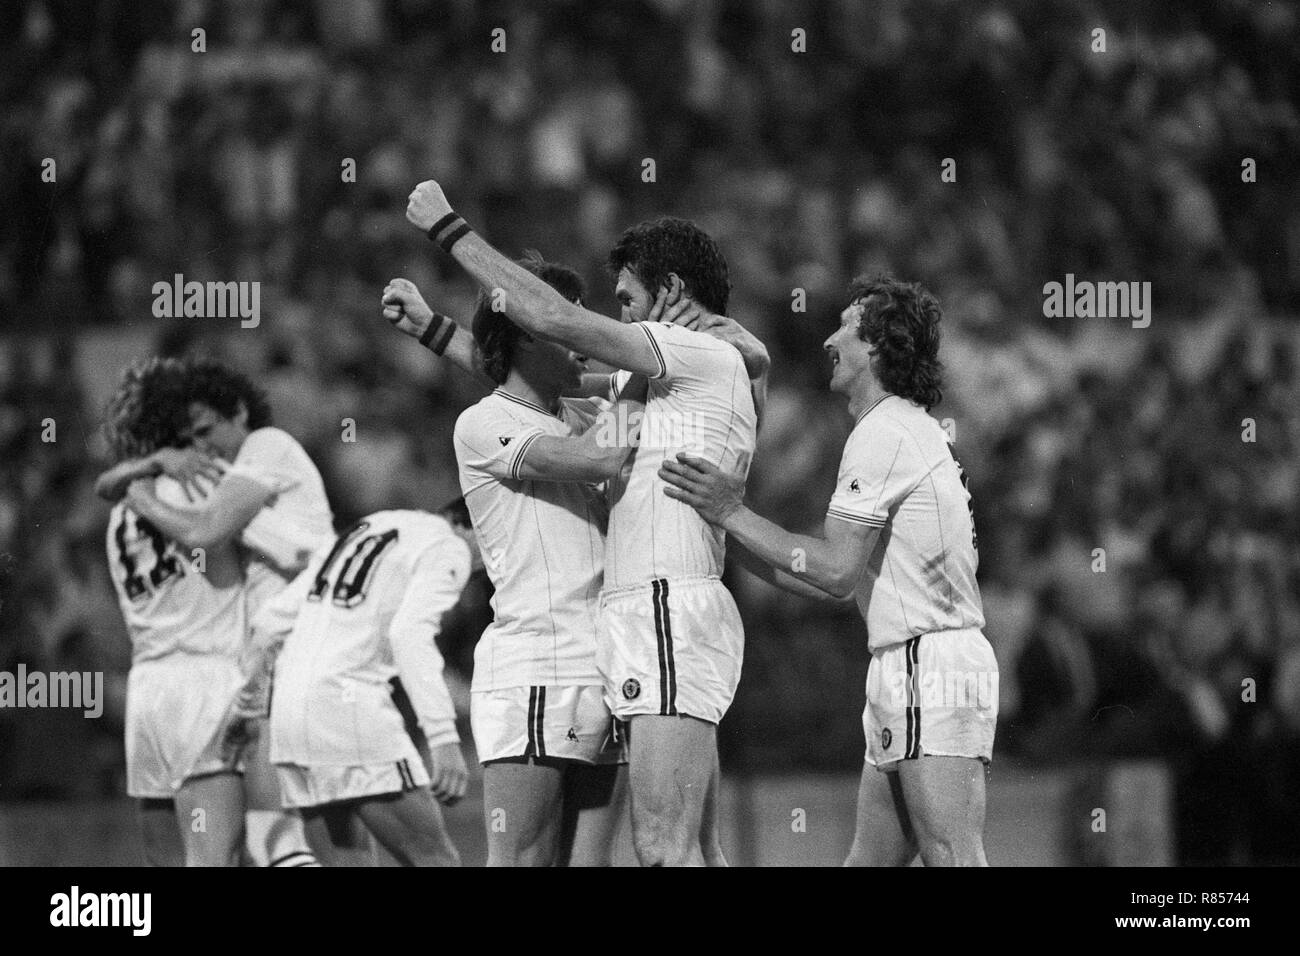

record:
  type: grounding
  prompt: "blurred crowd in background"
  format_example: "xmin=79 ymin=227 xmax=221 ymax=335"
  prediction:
xmin=1 ymin=0 xmax=1298 ymax=863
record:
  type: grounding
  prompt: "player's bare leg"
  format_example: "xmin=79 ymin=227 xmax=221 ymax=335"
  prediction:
xmin=700 ymin=747 xmax=727 ymax=866
xmin=138 ymin=798 xmax=183 ymax=866
xmin=354 ymin=789 xmax=460 ymax=866
xmin=173 ymin=771 xmax=246 ymax=866
xmin=241 ymin=718 xmax=319 ymax=867
xmin=896 ymin=756 xmax=988 ymax=866
xmin=483 ymin=758 xmax=566 ymax=866
xmin=628 ymin=715 xmax=715 ymax=866
xmin=557 ymin=763 xmax=627 ymax=866
xmin=844 ymin=765 xmax=918 ymax=866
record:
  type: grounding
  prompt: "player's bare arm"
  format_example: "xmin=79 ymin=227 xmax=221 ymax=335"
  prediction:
xmin=660 ymin=453 xmax=880 ymax=599
xmin=384 ymin=275 xmax=618 ymax=400
xmin=726 ymin=539 xmax=850 ymax=602
xmin=406 ymin=180 xmax=664 ymax=376
xmin=94 ymin=448 xmax=225 ymax=503
xmin=516 ymin=377 xmax=650 ymax=482
xmin=124 ymin=472 xmax=273 ymax=551
xmin=382 ymin=277 xmax=495 ymax=390
xmin=389 ymin=545 xmax=473 ymax=805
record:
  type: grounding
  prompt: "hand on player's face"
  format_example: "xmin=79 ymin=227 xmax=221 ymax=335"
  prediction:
xmin=659 ymin=453 xmax=745 ymax=526
xmin=406 ymin=180 xmax=453 ymax=233
xmin=152 ymin=447 xmax=225 ymax=502
xmin=648 ymin=278 xmax=705 ymax=329
xmin=427 ymin=742 xmax=468 ymax=806
xmin=382 ymin=277 xmax=435 ymax=338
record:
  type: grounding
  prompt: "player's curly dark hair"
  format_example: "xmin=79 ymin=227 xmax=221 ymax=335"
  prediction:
xmin=102 ymin=357 xmax=191 ymax=461
xmin=473 ymin=252 xmax=586 ymax=385
xmin=607 ymin=216 xmax=730 ymax=316
xmin=849 ymin=275 xmax=944 ymax=410
xmin=179 ymin=358 xmax=273 ymax=430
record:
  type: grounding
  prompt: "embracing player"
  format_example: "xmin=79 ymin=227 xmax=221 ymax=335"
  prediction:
xmin=660 ymin=277 xmax=998 ymax=866
xmin=104 ymin=357 xmax=334 ymax=866
xmin=403 ymin=181 xmax=767 ymax=865
xmin=386 ymin=255 xmax=643 ymax=866
xmin=99 ymin=358 xmax=248 ymax=866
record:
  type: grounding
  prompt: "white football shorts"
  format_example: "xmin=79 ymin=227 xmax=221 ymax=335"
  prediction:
xmin=598 ymin=576 xmax=744 ymax=725
xmin=863 ymin=627 xmax=998 ymax=770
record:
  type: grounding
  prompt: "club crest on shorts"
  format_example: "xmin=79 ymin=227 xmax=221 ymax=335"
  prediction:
xmin=621 ymin=678 xmax=641 ymax=700
xmin=881 ymin=727 xmax=892 ymax=750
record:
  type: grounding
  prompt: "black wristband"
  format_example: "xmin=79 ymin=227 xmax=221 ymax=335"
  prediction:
xmin=418 ymin=312 xmax=447 ymax=348
xmin=430 ymin=319 xmax=458 ymax=356
xmin=427 ymin=211 xmax=472 ymax=254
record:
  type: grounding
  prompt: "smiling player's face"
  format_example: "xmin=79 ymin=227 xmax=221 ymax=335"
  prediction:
xmin=823 ymin=300 xmax=877 ymax=396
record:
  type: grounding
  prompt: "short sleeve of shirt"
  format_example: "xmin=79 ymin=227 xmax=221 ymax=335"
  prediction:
xmin=454 ymin=403 xmax=545 ymax=484
xmin=827 ymin=421 xmax=923 ymax=529
xmin=638 ymin=322 xmax=733 ymax=384
xmin=224 ymin=427 xmax=300 ymax=495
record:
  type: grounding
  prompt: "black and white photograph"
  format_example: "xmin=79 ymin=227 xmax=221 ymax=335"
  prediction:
xmin=0 ymin=0 xmax=1294 ymax=926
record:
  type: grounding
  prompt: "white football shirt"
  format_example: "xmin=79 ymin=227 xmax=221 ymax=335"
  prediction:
xmin=827 ymin=395 xmax=985 ymax=652
xmin=106 ymin=477 xmax=245 ymax=664
xmin=606 ymin=321 xmax=756 ymax=589
xmin=454 ymin=389 xmax=608 ymax=691
xmin=260 ymin=510 xmax=470 ymax=765
xmin=224 ymin=426 xmax=335 ymax=619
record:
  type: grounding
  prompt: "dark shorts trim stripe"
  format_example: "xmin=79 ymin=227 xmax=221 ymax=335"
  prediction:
xmin=651 ymin=578 xmax=678 ymax=716
xmin=904 ymin=637 xmax=922 ymax=759
xmin=525 ymin=686 xmax=547 ymax=758
xmin=393 ymin=758 xmax=411 ymax=790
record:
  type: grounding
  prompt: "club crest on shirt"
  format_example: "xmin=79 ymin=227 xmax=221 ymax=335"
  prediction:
xmin=881 ymin=727 xmax=892 ymax=750
xmin=621 ymin=678 xmax=641 ymax=700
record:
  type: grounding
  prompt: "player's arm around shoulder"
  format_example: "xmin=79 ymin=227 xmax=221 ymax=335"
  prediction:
xmin=516 ymin=386 xmax=647 ymax=483
xmin=124 ymin=469 xmax=272 ymax=552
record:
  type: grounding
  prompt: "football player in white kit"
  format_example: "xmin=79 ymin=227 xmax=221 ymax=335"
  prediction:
xmin=99 ymin=358 xmax=247 ymax=866
xmin=225 ymin=506 xmax=478 ymax=866
xmin=660 ymin=277 xmax=998 ymax=866
xmin=386 ymin=256 xmax=641 ymax=865
xmin=404 ymin=181 xmax=767 ymax=866
xmin=114 ymin=357 xmax=334 ymax=867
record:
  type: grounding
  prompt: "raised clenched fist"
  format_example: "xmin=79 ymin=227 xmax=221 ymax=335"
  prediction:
xmin=381 ymin=277 xmax=434 ymax=340
xmin=406 ymin=180 xmax=453 ymax=232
